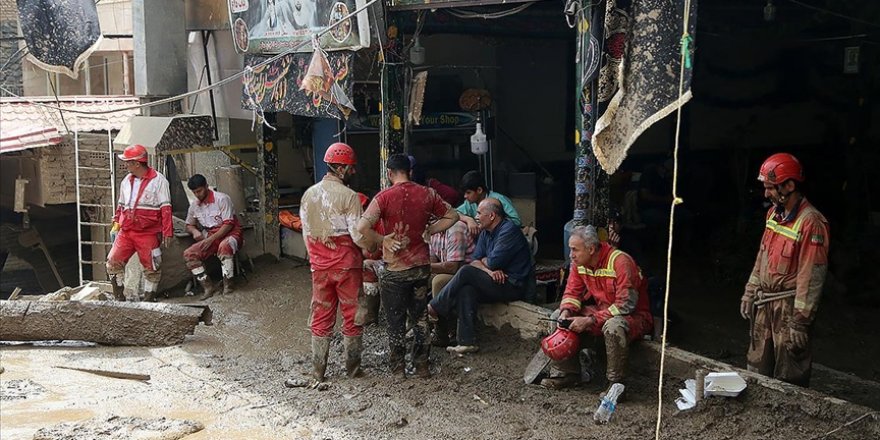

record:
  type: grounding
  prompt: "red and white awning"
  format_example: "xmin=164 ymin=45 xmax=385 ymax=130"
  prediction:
xmin=0 ymin=126 xmax=65 ymax=154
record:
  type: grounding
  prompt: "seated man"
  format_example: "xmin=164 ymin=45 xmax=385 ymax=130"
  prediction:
xmin=428 ymin=198 xmax=532 ymax=354
xmin=541 ymin=225 xmax=652 ymax=393
xmin=457 ymin=171 xmax=521 ymax=235
xmin=183 ymin=174 xmax=244 ymax=299
xmin=429 ymin=218 xmax=474 ymax=346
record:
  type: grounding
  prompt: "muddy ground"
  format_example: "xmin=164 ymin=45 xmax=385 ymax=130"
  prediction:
xmin=2 ymin=259 xmax=879 ymax=439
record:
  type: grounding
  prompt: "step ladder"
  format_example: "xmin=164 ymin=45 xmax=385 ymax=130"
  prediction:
xmin=74 ymin=121 xmax=117 ymax=285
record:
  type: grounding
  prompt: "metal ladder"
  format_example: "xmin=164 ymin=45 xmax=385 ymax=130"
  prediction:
xmin=73 ymin=120 xmax=117 ymax=285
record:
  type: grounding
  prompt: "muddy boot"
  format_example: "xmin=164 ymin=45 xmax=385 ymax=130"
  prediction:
xmin=142 ymin=290 xmax=157 ymax=302
xmin=414 ymin=361 xmax=431 ymax=378
xmin=109 ymin=275 xmax=126 ymax=301
xmin=540 ymin=373 xmax=581 ymax=389
xmin=355 ymin=283 xmax=380 ymax=326
xmin=388 ymin=347 xmax=406 ymax=377
xmin=344 ymin=335 xmax=364 ymax=378
xmin=312 ymin=336 xmax=331 ymax=382
xmin=222 ymin=277 xmax=234 ymax=295
xmin=198 ymin=275 xmax=218 ymax=300
xmin=604 ymin=327 xmax=629 ymax=402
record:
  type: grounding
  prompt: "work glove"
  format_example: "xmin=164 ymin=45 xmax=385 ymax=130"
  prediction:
xmin=788 ymin=327 xmax=808 ymax=350
xmin=739 ymin=299 xmax=753 ymax=320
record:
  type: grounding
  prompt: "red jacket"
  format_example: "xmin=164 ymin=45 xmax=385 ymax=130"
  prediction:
xmin=560 ymin=242 xmax=652 ymax=328
xmin=113 ymin=167 xmax=172 ymax=237
xmin=743 ymin=198 xmax=829 ymax=329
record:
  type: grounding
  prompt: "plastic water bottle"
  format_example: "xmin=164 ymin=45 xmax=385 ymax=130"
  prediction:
xmin=593 ymin=383 xmax=625 ymax=424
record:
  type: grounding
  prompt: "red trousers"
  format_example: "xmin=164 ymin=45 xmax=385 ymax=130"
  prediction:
xmin=310 ymin=268 xmax=363 ymax=337
xmin=107 ymin=230 xmax=160 ymax=272
xmin=183 ymin=229 xmax=243 ymax=268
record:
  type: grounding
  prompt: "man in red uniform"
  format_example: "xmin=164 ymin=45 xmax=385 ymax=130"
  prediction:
xmin=357 ymin=154 xmax=459 ymax=378
xmin=183 ymin=174 xmax=244 ymax=299
xmin=741 ymin=153 xmax=829 ymax=387
xmin=300 ymin=143 xmax=365 ymax=382
xmin=542 ymin=225 xmax=652 ymax=392
xmin=106 ymin=144 xmax=172 ymax=302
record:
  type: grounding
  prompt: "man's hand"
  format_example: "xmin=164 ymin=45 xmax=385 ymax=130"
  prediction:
xmin=197 ymin=236 xmax=214 ymax=252
xmin=191 ymin=230 xmax=204 ymax=241
xmin=383 ymin=233 xmax=403 ymax=254
xmin=163 ymin=236 xmax=174 ymax=248
xmin=607 ymin=223 xmax=621 ymax=247
xmin=463 ymin=216 xmax=479 ymax=236
xmin=489 ymin=269 xmax=507 ymax=284
xmin=568 ymin=316 xmax=595 ymax=333
xmin=740 ymin=299 xmax=753 ymax=320
xmin=788 ymin=328 xmax=808 ymax=350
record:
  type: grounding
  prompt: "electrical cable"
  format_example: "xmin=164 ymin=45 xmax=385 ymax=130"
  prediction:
xmin=446 ymin=2 xmax=535 ymax=20
xmin=0 ymin=0 xmax=381 ymax=116
xmin=787 ymin=0 xmax=880 ymax=29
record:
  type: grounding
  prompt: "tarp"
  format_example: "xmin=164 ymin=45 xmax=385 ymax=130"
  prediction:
xmin=114 ymin=115 xmax=214 ymax=154
xmin=591 ymin=0 xmax=698 ymax=174
xmin=16 ymin=0 xmax=102 ymax=78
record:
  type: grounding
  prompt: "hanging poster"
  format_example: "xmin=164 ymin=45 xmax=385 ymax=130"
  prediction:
xmin=242 ymin=51 xmax=354 ymax=120
xmin=228 ymin=0 xmax=370 ymax=54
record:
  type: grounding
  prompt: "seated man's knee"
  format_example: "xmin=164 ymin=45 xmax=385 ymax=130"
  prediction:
xmin=602 ymin=316 xmax=630 ymax=338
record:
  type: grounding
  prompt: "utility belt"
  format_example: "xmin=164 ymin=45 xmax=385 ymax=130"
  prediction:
xmin=754 ymin=288 xmax=797 ymax=306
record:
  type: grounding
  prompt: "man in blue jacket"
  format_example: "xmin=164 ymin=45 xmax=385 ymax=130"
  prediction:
xmin=428 ymin=197 xmax=532 ymax=354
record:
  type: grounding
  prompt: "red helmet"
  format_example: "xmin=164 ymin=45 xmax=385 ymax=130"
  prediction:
xmin=357 ymin=192 xmax=369 ymax=208
xmin=759 ymin=153 xmax=804 ymax=185
xmin=118 ymin=144 xmax=148 ymax=163
xmin=324 ymin=142 xmax=356 ymax=165
xmin=541 ymin=328 xmax=580 ymax=361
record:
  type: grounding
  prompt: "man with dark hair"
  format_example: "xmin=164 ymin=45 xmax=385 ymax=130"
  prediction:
xmin=741 ymin=153 xmax=829 ymax=387
xmin=428 ymin=197 xmax=532 ymax=354
xmin=183 ymin=174 xmax=244 ymax=299
xmin=457 ymin=170 xmax=521 ymax=235
xmin=300 ymin=142 xmax=366 ymax=382
xmin=357 ymin=153 xmax=459 ymax=378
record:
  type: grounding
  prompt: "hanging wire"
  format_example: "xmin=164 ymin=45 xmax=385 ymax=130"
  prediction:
xmin=446 ymin=2 xmax=535 ymax=20
xmin=787 ymin=0 xmax=880 ymax=29
xmin=0 ymin=0 xmax=382 ymax=116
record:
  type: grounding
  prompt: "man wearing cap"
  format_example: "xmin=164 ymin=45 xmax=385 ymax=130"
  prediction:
xmin=299 ymin=142 xmax=366 ymax=382
xmin=183 ymin=174 xmax=244 ymax=299
xmin=741 ymin=153 xmax=829 ymax=386
xmin=106 ymin=144 xmax=173 ymax=302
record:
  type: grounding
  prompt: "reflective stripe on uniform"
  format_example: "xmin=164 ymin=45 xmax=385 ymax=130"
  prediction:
xmin=577 ymin=250 xmax=623 ymax=278
xmin=561 ymin=297 xmax=582 ymax=309
xmin=608 ymin=304 xmax=621 ymax=316
xmin=765 ymin=208 xmax=812 ymax=241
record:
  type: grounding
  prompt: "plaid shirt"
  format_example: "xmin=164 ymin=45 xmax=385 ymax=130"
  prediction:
xmin=429 ymin=220 xmax=474 ymax=264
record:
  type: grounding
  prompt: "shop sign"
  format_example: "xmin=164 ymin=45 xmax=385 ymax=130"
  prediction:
xmin=227 ymin=0 xmax=370 ymax=54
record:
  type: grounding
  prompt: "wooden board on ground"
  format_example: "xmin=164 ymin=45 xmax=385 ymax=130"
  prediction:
xmin=0 ymin=300 xmax=211 ymax=346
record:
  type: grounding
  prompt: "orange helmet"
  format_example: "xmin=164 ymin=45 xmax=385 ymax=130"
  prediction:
xmin=324 ymin=142 xmax=356 ymax=165
xmin=118 ymin=144 xmax=148 ymax=163
xmin=541 ymin=328 xmax=580 ymax=361
xmin=357 ymin=192 xmax=369 ymax=208
xmin=759 ymin=153 xmax=804 ymax=185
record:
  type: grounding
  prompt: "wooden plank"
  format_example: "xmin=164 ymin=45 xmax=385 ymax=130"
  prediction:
xmin=0 ymin=300 xmax=211 ymax=346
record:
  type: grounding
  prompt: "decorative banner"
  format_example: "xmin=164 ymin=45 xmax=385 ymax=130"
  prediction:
xmin=242 ymin=51 xmax=354 ymax=119
xmin=228 ymin=0 xmax=370 ymax=54
xmin=16 ymin=0 xmax=102 ymax=79
xmin=591 ymin=0 xmax=698 ymax=174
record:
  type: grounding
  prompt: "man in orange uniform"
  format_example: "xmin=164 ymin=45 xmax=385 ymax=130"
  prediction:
xmin=741 ymin=153 xmax=829 ymax=387
xmin=106 ymin=144 xmax=172 ymax=302
xmin=542 ymin=225 xmax=652 ymax=391
xmin=300 ymin=143 xmax=365 ymax=382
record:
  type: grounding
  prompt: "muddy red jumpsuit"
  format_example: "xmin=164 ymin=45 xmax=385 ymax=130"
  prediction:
xmin=553 ymin=242 xmax=653 ymax=383
xmin=743 ymin=199 xmax=829 ymax=386
xmin=300 ymin=175 xmax=364 ymax=338
xmin=183 ymin=190 xmax=243 ymax=281
xmin=106 ymin=167 xmax=172 ymax=297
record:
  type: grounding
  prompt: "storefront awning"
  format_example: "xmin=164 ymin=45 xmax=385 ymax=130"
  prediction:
xmin=114 ymin=115 xmax=214 ymax=154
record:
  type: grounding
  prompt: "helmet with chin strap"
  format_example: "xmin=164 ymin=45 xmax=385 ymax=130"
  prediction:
xmin=759 ymin=153 xmax=804 ymax=185
xmin=324 ymin=142 xmax=356 ymax=165
xmin=541 ymin=328 xmax=580 ymax=361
